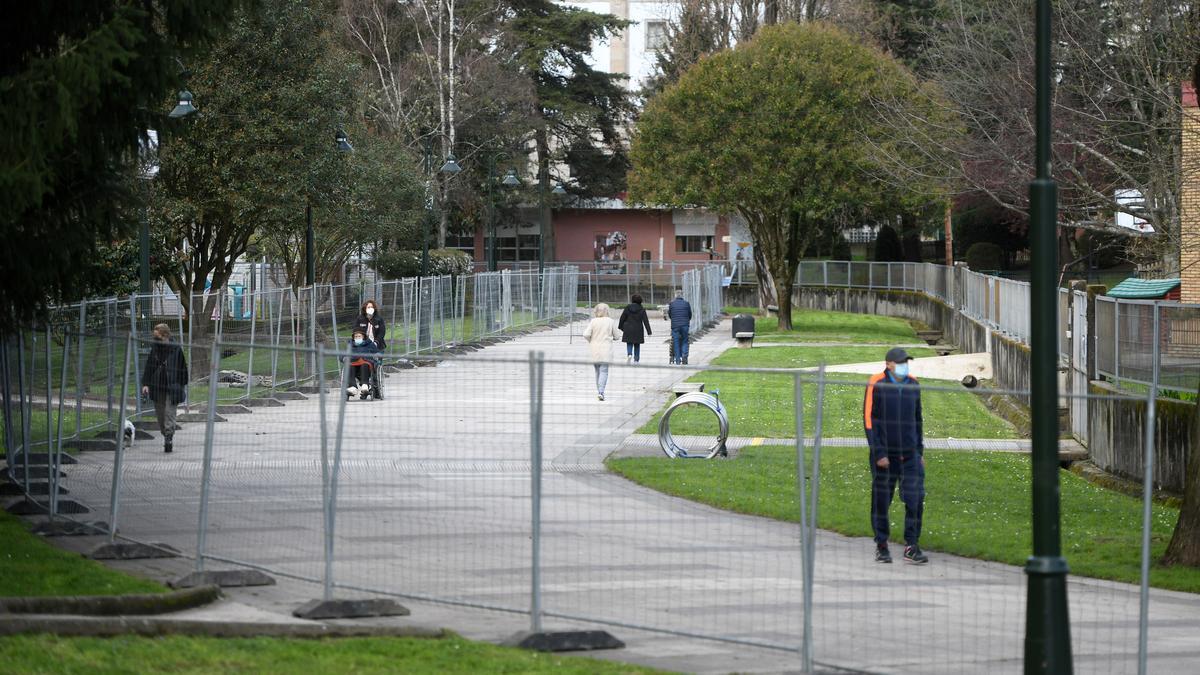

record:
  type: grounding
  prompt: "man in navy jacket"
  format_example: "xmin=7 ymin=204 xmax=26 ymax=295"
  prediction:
xmin=666 ymin=290 xmax=693 ymax=365
xmin=863 ymin=347 xmax=928 ymax=565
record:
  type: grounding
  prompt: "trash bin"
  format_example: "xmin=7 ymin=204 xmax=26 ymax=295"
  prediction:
xmin=732 ymin=313 xmax=755 ymax=338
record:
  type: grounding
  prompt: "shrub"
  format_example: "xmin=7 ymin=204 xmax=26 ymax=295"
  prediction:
xmin=373 ymin=249 xmax=473 ymax=279
xmin=965 ymin=242 xmax=1005 ymax=272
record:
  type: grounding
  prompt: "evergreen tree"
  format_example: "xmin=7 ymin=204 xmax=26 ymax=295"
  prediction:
xmin=0 ymin=1 xmax=241 ymax=330
xmin=501 ymin=0 xmax=635 ymax=259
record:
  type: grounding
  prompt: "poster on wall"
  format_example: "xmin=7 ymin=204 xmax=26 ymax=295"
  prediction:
xmin=594 ymin=231 xmax=628 ymax=274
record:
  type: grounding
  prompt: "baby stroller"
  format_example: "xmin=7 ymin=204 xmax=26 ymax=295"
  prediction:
xmin=345 ymin=337 xmax=384 ymax=401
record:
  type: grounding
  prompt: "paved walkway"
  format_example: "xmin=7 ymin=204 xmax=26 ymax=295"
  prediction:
xmin=43 ymin=317 xmax=1200 ymax=674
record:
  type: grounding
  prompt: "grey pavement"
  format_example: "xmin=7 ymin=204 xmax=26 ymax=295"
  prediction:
xmin=41 ymin=316 xmax=1200 ymax=674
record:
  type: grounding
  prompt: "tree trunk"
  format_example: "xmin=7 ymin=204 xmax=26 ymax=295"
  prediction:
xmin=773 ymin=273 xmax=794 ymax=330
xmin=753 ymin=245 xmax=776 ymax=310
xmin=1163 ymin=376 xmax=1200 ymax=566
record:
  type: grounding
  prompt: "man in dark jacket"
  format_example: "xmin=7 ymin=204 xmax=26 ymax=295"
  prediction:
xmin=140 ymin=323 xmax=188 ymax=453
xmin=666 ymin=289 xmax=693 ymax=365
xmin=863 ymin=347 xmax=927 ymax=565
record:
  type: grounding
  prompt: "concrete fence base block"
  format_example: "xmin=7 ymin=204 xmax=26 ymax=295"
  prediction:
xmin=170 ymin=570 xmax=276 ymax=589
xmin=89 ymin=541 xmax=179 ymax=560
xmin=62 ymin=439 xmax=118 ymax=452
xmin=11 ymin=468 xmax=67 ymax=480
xmin=292 ymin=598 xmax=410 ymax=620
xmin=245 ymin=398 xmax=285 ymax=408
xmin=32 ymin=520 xmax=110 ymax=537
xmin=177 ymin=413 xmax=225 ymax=423
xmin=271 ymin=391 xmax=307 ymax=401
xmin=212 ymin=405 xmax=252 ymax=415
xmin=6 ymin=499 xmax=89 ymax=515
xmin=0 ymin=482 xmax=68 ymax=496
xmin=504 ymin=630 xmax=625 ymax=653
xmin=10 ymin=453 xmax=78 ymax=466
xmin=92 ymin=429 xmax=155 ymax=441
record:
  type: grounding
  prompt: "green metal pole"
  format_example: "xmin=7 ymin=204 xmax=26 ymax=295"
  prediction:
xmin=139 ymin=209 xmax=151 ymax=321
xmin=488 ymin=157 xmax=497 ymax=273
xmin=305 ymin=204 xmax=315 ymax=286
xmin=1025 ymin=0 xmax=1073 ymax=672
xmin=421 ymin=140 xmax=432 ymax=279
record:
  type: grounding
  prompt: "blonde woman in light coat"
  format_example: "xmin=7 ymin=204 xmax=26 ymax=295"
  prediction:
xmin=582 ymin=303 xmax=621 ymax=400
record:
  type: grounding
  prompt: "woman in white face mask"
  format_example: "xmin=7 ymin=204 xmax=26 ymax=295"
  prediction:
xmin=354 ymin=299 xmax=386 ymax=352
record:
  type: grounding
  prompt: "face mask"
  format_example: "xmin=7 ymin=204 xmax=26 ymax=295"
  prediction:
xmin=894 ymin=362 xmax=910 ymax=379
xmin=366 ymin=307 xmax=375 ymax=316
xmin=354 ymin=338 xmax=364 ymax=346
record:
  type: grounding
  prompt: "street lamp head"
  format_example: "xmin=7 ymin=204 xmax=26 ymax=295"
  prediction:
xmin=440 ymin=154 xmax=462 ymax=174
xmin=552 ymin=182 xmax=567 ymax=196
xmin=168 ymin=89 xmax=197 ymax=118
xmin=502 ymin=169 xmax=521 ymax=187
xmin=335 ymin=127 xmax=354 ymax=153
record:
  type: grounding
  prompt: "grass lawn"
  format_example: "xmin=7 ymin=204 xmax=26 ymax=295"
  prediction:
xmin=608 ymin=446 xmax=1200 ymax=593
xmin=0 ymin=634 xmax=661 ymax=674
xmin=640 ymin=344 xmax=1015 ymax=440
xmin=724 ymin=307 xmax=922 ymax=344
xmin=0 ymin=511 xmax=165 ymax=597
xmin=1 ymin=410 xmax=111 ymax=458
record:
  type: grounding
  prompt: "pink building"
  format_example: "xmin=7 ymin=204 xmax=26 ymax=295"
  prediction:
xmin=464 ymin=199 xmax=734 ymax=268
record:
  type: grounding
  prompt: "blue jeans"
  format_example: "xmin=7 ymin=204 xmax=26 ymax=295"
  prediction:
xmin=671 ymin=326 xmax=689 ymax=364
xmin=593 ymin=364 xmax=609 ymax=395
xmin=625 ymin=343 xmax=641 ymax=362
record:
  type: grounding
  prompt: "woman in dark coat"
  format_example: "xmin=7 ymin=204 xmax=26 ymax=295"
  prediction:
xmin=617 ymin=294 xmax=653 ymax=364
xmin=140 ymin=323 xmax=188 ymax=453
xmin=353 ymin=299 xmax=386 ymax=351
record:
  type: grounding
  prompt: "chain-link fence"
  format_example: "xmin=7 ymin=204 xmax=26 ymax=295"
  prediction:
xmin=1095 ymin=297 xmax=1200 ymax=395
xmin=5 ymin=320 xmax=1193 ymax=672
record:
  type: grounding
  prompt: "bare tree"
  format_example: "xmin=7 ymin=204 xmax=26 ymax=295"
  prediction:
xmin=343 ymin=0 xmax=533 ymax=247
xmin=875 ymin=0 xmax=1199 ymax=273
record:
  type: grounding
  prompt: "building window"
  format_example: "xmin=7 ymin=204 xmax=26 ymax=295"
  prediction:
xmin=646 ymin=21 xmax=668 ymax=51
xmin=490 ymin=232 xmax=540 ymax=262
xmin=445 ymin=232 xmax=475 ymax=253
xmin=675 ymin=235 xmax=712 ymax=253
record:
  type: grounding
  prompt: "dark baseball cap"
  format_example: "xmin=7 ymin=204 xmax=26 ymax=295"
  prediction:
xmin=885 ymin=347 xmax=913 ymax=363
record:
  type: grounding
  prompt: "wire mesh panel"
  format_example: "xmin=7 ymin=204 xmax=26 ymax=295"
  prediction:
xmin=1157 ymin=303 xmax=1200 ymax=394
xmin=328 ymin=349 xmax=535 ymax=613
xmin=539 ymin=355 xmax=807 ymax=651
xmin=803 ymin=375 xmax=1194 ymax=673
xmin=192 ymin=342 xmax=326 ymax=582
xmin=51 ymin=332 xmax=136 ymax=529
xmin=1115 ymin=300 xmax=1156 ymax=389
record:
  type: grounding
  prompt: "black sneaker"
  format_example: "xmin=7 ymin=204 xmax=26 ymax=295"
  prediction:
xmin=875 ymin=544 xmax=892 ymax=564
xmin=904 ymin=545 xmax=928 ymax=565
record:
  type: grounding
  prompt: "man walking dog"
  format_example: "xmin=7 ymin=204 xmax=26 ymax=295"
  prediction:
xmin=863 ymin=347 xmax=928 ymax=565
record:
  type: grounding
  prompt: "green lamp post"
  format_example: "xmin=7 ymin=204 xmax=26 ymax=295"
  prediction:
xmin=1024 ymin=1 xmax=1073 ymax=672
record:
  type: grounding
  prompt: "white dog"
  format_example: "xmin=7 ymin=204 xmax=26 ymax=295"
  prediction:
xmin=123 ymin=419 xmax=136 ymax=444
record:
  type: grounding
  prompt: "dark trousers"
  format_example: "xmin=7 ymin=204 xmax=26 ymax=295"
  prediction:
xmin=625 ymin=342 xmax=641 ymax=361
xmin=671 ymin=326 xmax=689 ymax=364
xmin=349 ymin=363 xmax=372 ymax=387
xmin=870 ymin=452 xmax=925 ymax=546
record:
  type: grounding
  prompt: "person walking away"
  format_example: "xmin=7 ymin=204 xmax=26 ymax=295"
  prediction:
xmin=354 ymin=299 xmax=387 ymax=351
xmin=141 ymin=323 xmax=188 ymax=453
xmin=862 ymin=347 xmax=928 ymax=564
xmin=667 ymin=289 xmax=693 ymax=365
xmin=583 ymin=303 xmax=621 ymax=401
xmin=617 ymin=294 xmax=652 ymax=364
